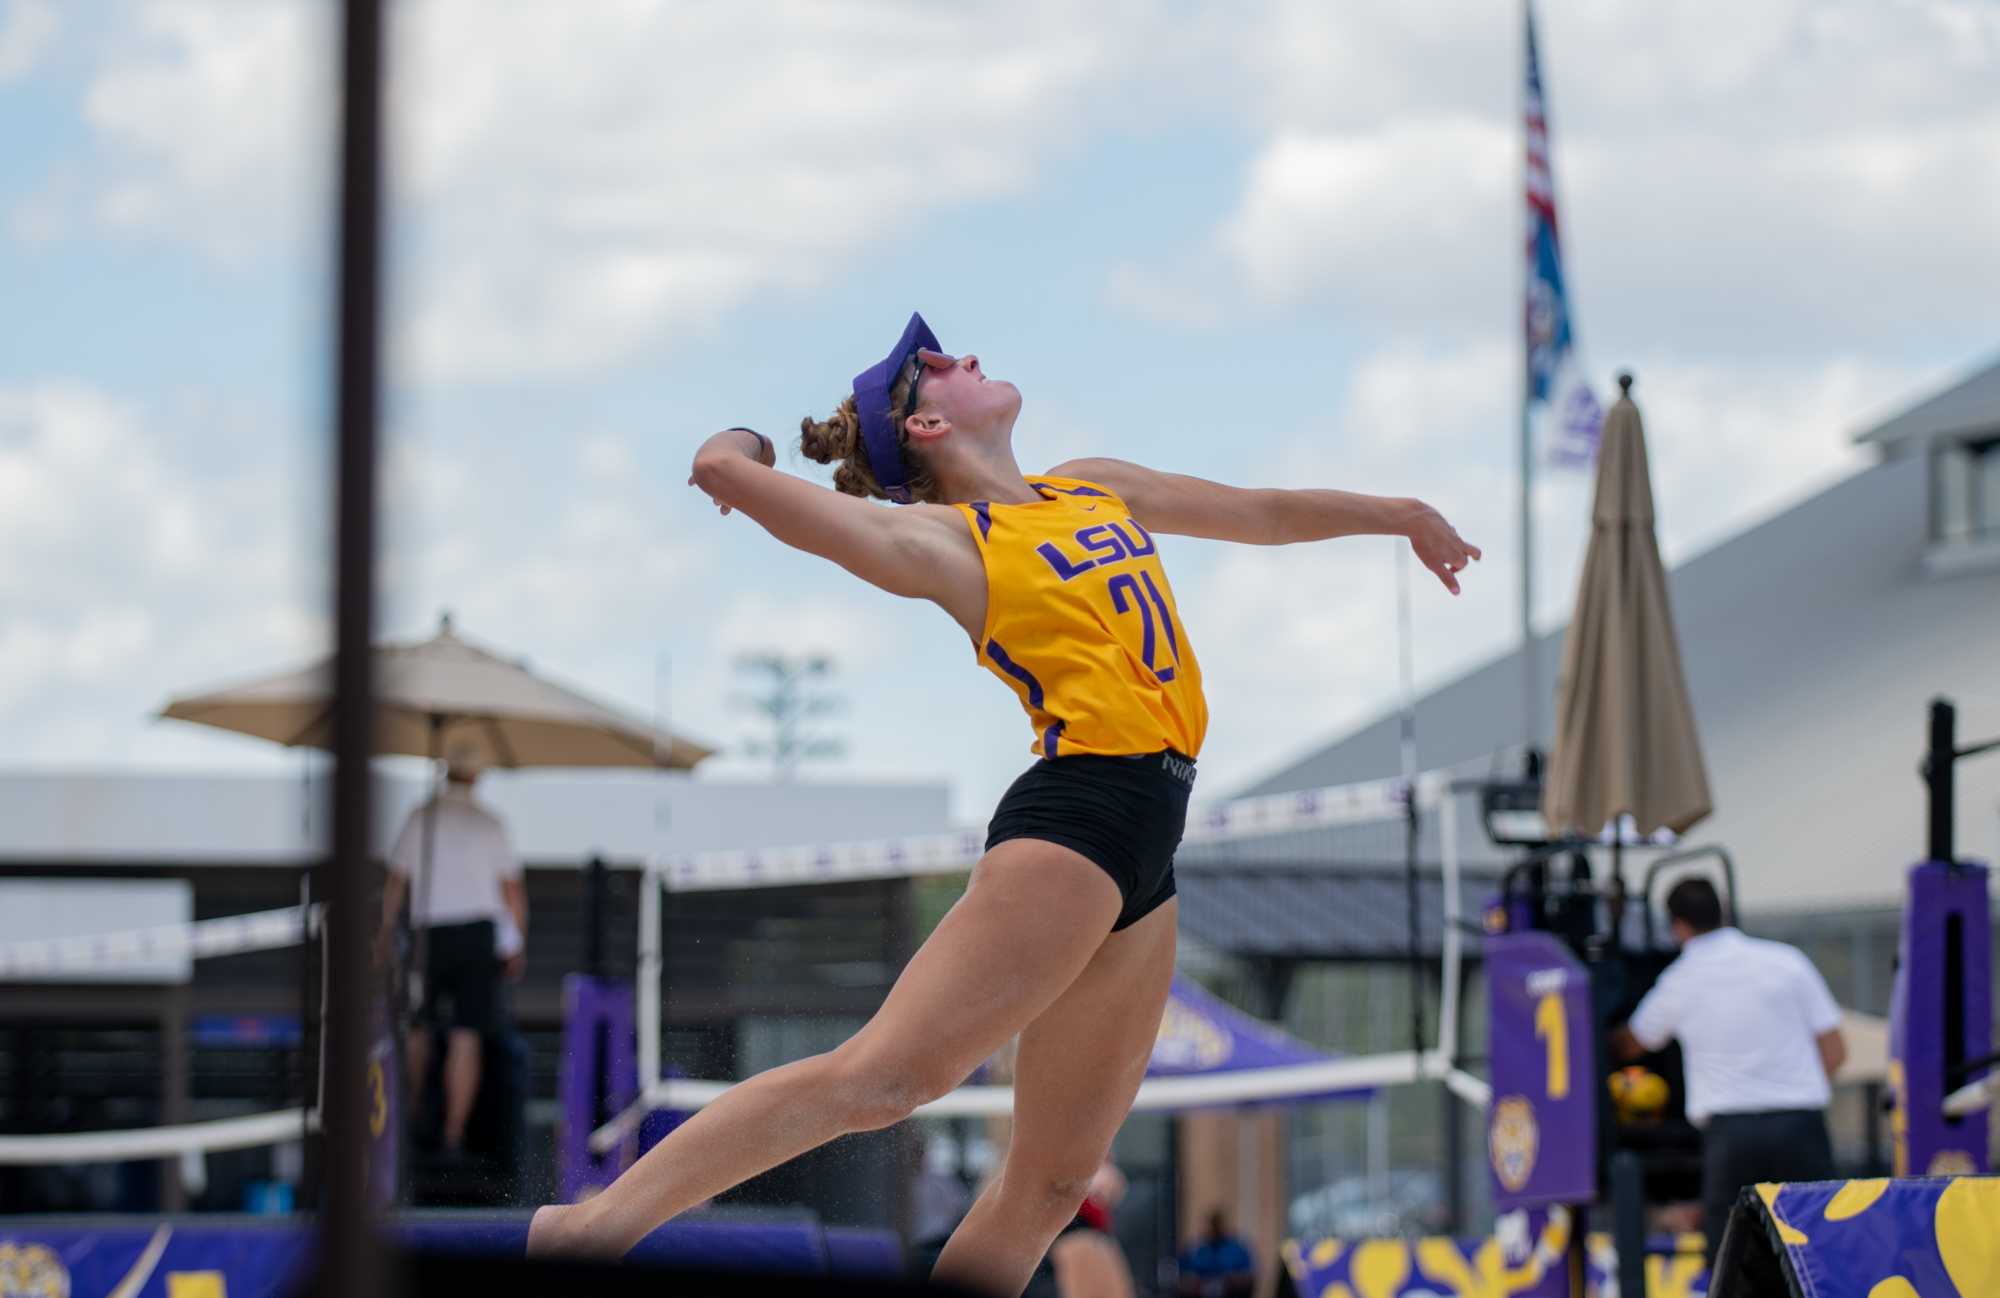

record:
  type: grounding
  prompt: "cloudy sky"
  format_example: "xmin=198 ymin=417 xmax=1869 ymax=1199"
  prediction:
xmin=4 ymin=0 xmax=1995 ymax=820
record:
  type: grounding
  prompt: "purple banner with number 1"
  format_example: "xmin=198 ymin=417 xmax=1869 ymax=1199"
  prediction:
xmin=1487 ymin=931 xmax=1597 ymax=1212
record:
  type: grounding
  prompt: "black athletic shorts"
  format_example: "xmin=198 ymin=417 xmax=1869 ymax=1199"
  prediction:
xmin=985 ymin=749 xmax=1195 ymax=932
xmin=423 ymin=919 xmax=499 ymax=1034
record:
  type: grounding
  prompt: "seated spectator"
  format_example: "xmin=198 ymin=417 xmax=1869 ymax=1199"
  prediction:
xmin=1177 ymin=1208 xmax=1255 ymax=1298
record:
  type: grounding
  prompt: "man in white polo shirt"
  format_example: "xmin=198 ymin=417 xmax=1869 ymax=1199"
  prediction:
xmin=1613 ymin=877 xmax=1847 ymax=1263
xmin=377 ymin=750 xmax=527 ymax=1153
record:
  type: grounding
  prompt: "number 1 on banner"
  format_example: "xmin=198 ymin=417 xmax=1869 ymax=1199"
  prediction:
xmin=1535 ymin=991 xmax=1570 ymax=1099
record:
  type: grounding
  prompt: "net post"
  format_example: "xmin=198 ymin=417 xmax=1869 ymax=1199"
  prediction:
xmin=1928 ymin=696 xmax=1955 ymax=865
xmin=1437 ymin=781 xmax=1463 ymax=1063
xmin=638 ymin=860 xmax=662 ymax=1098
xmin=322 ymin=0 xmax=387 ymax=1288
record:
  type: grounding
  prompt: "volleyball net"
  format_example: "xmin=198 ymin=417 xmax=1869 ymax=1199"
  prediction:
xmin=590 ymin=767 xmax=1490 ymax=1154
xmin=0 ymin=904 xmax=321 ymax=1169
xmin=0 ymin=766 xmax=1494 ymax=1172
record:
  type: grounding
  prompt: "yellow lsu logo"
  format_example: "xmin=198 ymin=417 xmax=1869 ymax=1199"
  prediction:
xmin=1489 ymin=1096 xmax=1541 ymax=1193
xmin=0 ymin=1243 xmax=70 ymax=1298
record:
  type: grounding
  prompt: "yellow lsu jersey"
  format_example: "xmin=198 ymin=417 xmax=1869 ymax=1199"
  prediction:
xmin=955 ymin=475 xmax=1207 ymax=760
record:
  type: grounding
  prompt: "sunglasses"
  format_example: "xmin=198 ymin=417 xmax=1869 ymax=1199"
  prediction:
xmin=901 ymin=348 xmax=958 ymax=424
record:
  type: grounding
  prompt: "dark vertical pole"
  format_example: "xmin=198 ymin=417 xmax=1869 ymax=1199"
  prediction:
xmin=298 ymin=872 xmax=318 ymax=1207
xmin=319 ymin=0 xmax=388 ymax=1292
xmin=1406 ymin=792 xmax=1425 ymax=1065
xmin=162 ymin=987 xmax=189 ymax=1212
xmin=1444 ymin=956 xmax=1468 ymax=1233
xmin=1163 ymin=1115 xmax=1182 ymax=1297
xmin=1928 ymin=697 xmax=1955 ymax=866
xmin=584 ymin=855 xmax=608 ymax=980
xmin=1863 ymin=1082 xmax=1885 ymax=1174
xmin=1610 ymin=1152 xmax=1646 ymax=1298
xmin=1518 ymin=1 xmax=1538 ymax=761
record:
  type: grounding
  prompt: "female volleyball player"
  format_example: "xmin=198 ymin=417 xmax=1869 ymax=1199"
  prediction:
xmin=529 ymin=314 xmax=1479 ymax=1294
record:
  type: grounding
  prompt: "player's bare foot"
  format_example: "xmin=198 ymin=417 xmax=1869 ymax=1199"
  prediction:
xmin=526 ymin=1203 xmax=589 ymax=1258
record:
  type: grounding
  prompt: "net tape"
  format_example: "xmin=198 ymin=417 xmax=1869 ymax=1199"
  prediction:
xmin=589 ymin=1052 xmax=1487 ymax=1154
xmin=658 ymin=770 xmax=1450 ymax=892
xmin=0 ymin=904 xmax=314 ymax=979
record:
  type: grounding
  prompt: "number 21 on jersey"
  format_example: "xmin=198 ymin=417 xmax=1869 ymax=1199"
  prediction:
xmin=1037 ymin=521 xmax=1181 ymax=683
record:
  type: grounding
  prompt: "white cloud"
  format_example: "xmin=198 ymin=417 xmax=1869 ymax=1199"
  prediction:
xmin=389 ymin=0 xmax=1175 ymax=380
xmin=70 ymin=0 xmax=1181 ymax=378
xmin=82 ymin=0 xmax=330 ymax=258
xmin=0 ymin=0 xmax=57 ymax=83
xmin=0 ymin=384 xmax=731 ymax=773
xmin=1116 ymin=0 xmax=2000 ymax=356
xmin=1184 ymin=342 xmax=1941 ymax=785
xmin=0 ymin=383 xmax=325 ymax=763
xmin=1217 ymin=117 xmax=1512 ymax=323
xmin=70 ymin=0 xmax=1995 ymax=369
xmin=378 ymin=424 xmax=702 ymax=681
xmin=1100 ymin=261 xmax=1227 ymax=331
xmin=7 ymin=171 xmax=72 ymax=246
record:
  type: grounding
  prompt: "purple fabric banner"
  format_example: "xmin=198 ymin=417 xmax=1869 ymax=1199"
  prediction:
xmin=1754 ymin=1177 xmax=2000 ymax=1298
xmin=1889 ymin=861 xmax=1991 ymax=1177
xmin=558 ymin=974 xmax=641 ymax=1202
xmin=1150 ymin=976 xmax=1373 ymax=1100
xmin=365 ymin=1005 xmax=397 ymax=1208
xmin=0 ymin=1216 xmax=906 ymax=1294
xmin=1486 ymin=932 xmax=1597 ymax=1211
xmin=0 ymin=1223 xmax=306 ymax=1298
xmin=1283 ymin=1212 xmax=1713 ymax=1297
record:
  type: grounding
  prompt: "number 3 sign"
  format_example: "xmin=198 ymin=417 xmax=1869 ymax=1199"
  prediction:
xmin=1487 ymin=931 xmax=1598 ymax=1212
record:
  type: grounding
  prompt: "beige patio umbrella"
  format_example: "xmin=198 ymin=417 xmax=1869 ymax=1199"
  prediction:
xmin=161 ymin=613 xmax=713 ymax=770
xmin=1542 ymin=374 xmax=1712 ymax=845
xmin=162 ymin=613 xmax=712 ymax=1021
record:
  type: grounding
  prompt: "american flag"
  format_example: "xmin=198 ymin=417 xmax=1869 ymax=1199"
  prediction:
xmin=1524 ymin=1 xmax=1602 ymax=468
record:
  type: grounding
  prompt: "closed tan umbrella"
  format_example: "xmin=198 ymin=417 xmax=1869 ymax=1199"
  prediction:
xmin=161 ymin=613 xmax=712 ymax=770
xmin=1542 ymin=374 xmax=1712 ymax=842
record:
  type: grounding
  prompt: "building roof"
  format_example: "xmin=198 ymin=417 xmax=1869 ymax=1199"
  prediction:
xmin=1855 ymin=353 xmax=2000 ymax=448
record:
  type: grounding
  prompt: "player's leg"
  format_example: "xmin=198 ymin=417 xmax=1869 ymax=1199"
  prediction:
xmin=529 ymin=839 xmax=1125 ymax=1258
xmin=931 ymin=898 xmax=1177 ymax=1296
xmin=441 ymin=1028 xmax=482 ymax=1150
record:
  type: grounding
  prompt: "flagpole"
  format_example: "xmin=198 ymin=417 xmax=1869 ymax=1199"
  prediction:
xmin=1520 ymin=407 xmax=1536 ymax=753
xmin=1519 ymin=0 xmax=1539 ymax=763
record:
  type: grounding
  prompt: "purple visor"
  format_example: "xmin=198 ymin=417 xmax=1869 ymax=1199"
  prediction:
xmin=852 ymin=312 xmax=944 ymax=504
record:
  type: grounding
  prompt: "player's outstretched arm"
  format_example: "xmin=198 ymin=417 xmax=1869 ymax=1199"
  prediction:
xmin=689 ymin=428 xmax=977 ymax=608
xmin=1050 ymin=456 xmax=1482 ymax=594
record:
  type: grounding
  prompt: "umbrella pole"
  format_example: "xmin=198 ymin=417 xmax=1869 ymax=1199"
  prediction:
xmin=319 ymin=0 xmax=387 ymax=1287
xmin=1608 ymin=835 xmax=1624 ymax=953
xmin=401 ymin=714 xmax=446 ymax=1180
xmin=415 ymin=716 xmax=445 ymax=986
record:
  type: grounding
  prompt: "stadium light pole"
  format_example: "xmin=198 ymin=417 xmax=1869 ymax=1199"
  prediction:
xmin=319 ymin=0 xmax=391 ymax=1293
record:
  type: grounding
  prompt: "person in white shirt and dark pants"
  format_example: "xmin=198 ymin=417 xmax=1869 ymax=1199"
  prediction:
xmin=377 ymin=752 xmax=528 ymax=1153
xmin=1614 ymin=877 xmax=1847 ymax=1264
